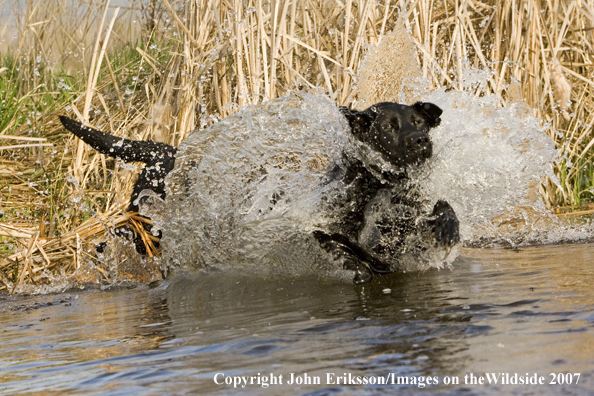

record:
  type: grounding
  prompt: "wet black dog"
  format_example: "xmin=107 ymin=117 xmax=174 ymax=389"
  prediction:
xmin=314 ymin=102 xmax=459 ymax=283
xmin=59 ymin=101 xmax=459 ymax=282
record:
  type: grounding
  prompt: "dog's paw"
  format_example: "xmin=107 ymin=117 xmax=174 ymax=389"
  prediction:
xmin=313 ymin=230 xmax=376 ymax=283
xmin=343 ymin=258 xmax=374 ymax=284
xmin=431 ymin=200 xmax=460 ymax=246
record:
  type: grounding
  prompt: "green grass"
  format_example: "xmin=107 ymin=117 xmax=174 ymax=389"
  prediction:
xmin=0 ymin=53 xmax=78 ymax=135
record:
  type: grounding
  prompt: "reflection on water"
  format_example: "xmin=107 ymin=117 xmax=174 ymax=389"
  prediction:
xmin=0 ymin=244 xmax=593 ymax=395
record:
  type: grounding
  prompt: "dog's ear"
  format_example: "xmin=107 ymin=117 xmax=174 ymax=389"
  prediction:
xmin=340 ymin=106 xmax=376 ymax=140
xmin=413 ymin=102 xmax=443 ymax=128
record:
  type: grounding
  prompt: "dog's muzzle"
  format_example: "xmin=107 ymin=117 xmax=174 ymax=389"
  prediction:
xmin=405 ymin=131 xmax=432 ymax=162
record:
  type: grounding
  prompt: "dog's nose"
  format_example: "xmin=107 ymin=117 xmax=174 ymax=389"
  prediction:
xmin=411 ymin=135 xmax=429 ymax=147
xmin=407 ymin=132 xmax=431 ymax=153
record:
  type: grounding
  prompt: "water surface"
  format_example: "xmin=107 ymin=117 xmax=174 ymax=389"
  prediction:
xmin=1 ymin=243 xmax=593 ymax=395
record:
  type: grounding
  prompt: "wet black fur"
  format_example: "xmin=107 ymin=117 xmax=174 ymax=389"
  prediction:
xmin=59 ymin=102 xmax=459 ymax=282
xmin=59 ymin=116 xmax=176 ymax=253
xmin=59 ymin=116 xmax=176 ymax=213
xmin=313 ymin=102 xmax=459 ymax=283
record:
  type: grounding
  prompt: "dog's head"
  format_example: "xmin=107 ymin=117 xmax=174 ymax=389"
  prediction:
xmin=341 ymin=102 xmax=442 ymax=167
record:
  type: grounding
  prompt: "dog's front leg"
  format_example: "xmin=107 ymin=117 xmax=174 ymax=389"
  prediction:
xmin=312 ymin=231 xmax=374 ymax=284
xmin=428 ymin=200 xmax=460 ymax=246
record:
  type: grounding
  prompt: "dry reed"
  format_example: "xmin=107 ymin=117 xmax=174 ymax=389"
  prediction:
xmin=1 ymin=0 xmax=594 ymax=292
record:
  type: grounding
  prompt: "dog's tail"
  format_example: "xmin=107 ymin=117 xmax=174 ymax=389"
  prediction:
xmin=59 ymin=116 xmax=177 ymax=165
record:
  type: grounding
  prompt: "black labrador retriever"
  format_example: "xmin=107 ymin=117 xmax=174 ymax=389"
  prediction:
xmin=314 ymin=102 xmax=459 ymax=283
xmin=59 ymin=100 xmax=459 ymax=283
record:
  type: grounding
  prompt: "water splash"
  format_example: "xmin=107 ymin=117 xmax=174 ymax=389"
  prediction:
xmin=157 ymin=87 xmax=593 ymax=277
xmin=159 ymin=93 xmax=345 ymax=274
xmin=415 ymin=89 xmax=592 ymax=247
xmin=157 ymin=92 xmax=457 ymax=277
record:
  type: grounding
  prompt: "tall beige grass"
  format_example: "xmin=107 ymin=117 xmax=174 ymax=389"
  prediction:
xmin=135 ymin=0 xmax=594 ymax=209
xmin=2 ymin=0 xmax=594 ymax=291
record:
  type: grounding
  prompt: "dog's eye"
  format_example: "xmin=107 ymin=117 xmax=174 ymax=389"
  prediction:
xmin=384 ymin=121 xmax=398 ymax=131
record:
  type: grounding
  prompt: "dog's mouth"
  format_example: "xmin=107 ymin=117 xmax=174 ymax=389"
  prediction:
xmin=383 ymin=142 xmax=432 ymax=168
xmin=399 ymin=154 xmax=431 ymax=168
xmin=410 ymin=144 xmax=433 ymax=164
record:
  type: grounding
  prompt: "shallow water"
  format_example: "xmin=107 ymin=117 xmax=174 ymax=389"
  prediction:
xmin=1 ymin=243 xmax=593 ymax=395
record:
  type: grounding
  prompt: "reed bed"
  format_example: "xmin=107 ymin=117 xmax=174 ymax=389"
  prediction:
xmin=1 ymin=0 xmax=594 ymax=292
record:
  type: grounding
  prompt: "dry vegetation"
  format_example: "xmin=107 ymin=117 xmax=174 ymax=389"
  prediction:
xmin=1 ymin=0 xmax=594 ymax=293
